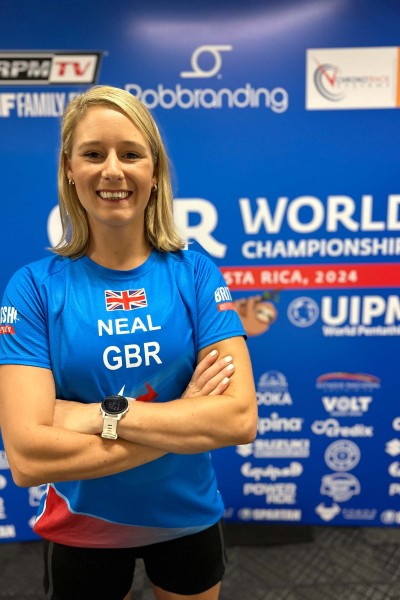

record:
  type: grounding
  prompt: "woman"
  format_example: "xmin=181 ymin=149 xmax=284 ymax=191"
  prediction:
xmin=0 ymin=86 xmax=257 ymax=600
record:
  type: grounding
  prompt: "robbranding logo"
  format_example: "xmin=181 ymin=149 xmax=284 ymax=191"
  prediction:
xmin=125 ymin=45 xmax=288 ymax=112
xmin=0 ymin=52 xmax=101 ymax=85
xmin=180 ymin=45 xmax=233 ymax=79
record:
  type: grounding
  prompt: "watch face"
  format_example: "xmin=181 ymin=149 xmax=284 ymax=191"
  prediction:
xmin=103 ymin=395 xmax=128 ymax=414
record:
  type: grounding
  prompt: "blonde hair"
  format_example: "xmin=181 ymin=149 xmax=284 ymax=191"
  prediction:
xmin=53 ymin=85 xmax=184 ymax=258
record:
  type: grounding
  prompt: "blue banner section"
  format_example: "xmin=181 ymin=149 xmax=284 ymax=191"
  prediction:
xmin=1 ymin=0 xmax=400 ymax=542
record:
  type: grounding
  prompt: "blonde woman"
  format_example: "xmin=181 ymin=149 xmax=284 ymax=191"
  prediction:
xmin=0 ymin=86 xmax=257 ymax=600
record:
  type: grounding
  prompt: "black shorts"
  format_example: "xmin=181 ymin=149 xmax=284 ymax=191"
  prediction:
xmin=43 ymin=520 xmax=227 ymax=599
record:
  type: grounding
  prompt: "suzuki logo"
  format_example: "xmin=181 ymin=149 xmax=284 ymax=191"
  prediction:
xmin=180 ymin=45 xmax=233 ymax=78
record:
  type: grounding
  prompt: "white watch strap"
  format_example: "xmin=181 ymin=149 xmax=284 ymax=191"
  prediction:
xmin=101 ymin=415 xmax=118 ymax=439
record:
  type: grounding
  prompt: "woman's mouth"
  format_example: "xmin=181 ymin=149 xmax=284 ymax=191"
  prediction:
xmin=97 ymin=190 xmax=132 ymax=200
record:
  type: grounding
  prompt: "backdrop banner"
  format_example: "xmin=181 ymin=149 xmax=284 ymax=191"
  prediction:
xmin=1 ymin=0 xmax=400 ymax=542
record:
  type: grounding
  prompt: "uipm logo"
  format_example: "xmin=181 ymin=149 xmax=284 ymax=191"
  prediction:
xmin=0 ymin=52 xmax=101 ymax=85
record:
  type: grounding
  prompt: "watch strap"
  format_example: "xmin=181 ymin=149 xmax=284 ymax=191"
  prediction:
xmin=101 ymin=414 xmax=120 ymax=440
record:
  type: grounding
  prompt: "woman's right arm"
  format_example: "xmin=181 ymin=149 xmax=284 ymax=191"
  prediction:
xmin=0 ymin=364 xmax=167 ymax=487
xmin=0 ymin=349 xmax=233 ymax=487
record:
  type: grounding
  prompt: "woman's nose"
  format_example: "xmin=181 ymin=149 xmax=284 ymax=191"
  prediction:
xmin=102 ymin=152 xmax=124 ymax=180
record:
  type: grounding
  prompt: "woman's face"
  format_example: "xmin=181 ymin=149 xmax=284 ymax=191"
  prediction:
xmin=67 ymin=106 xmax=156 ymax=238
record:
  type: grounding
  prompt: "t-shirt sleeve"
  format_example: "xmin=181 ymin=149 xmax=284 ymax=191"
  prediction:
xmin=194 ymin=253 xmax=246 ymax=350
xmin=0 ymin=266 xmax=51 ymax=369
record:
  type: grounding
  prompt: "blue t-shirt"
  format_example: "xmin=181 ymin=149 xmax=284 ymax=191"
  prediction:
xmin=0 ymin=249 xmax=245 ymax=548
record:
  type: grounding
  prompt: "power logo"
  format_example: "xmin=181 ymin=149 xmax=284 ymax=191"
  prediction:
xmin=0 ymin=52 xmax=101 ymax=85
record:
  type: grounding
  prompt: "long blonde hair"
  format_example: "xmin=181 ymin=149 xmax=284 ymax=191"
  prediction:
xmin=53 ymin=85 xmax=184 ymax=258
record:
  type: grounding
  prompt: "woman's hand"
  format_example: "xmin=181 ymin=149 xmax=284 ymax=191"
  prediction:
xmin=182 ymin=349 xmax=234 ymax=398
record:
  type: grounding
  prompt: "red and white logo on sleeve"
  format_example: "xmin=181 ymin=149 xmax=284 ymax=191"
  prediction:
xmin=0 ymin=306 xmax=18 ymax=335
xmin=214 ymin=286 xmax=234 ymax=311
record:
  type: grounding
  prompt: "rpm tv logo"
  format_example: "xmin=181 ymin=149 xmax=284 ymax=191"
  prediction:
xmin=287 ymin=294 xmax=400 ymax=337
xmin=0 ymin=52 xmax=101 ymax=85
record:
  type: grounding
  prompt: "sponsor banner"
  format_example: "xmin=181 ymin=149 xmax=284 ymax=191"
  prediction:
xmin=221 ymin=263 xmax=400 ymax=291
xmin=2 ymin=1 xmax=400 ymax=537
xmin=306 ymin=47 xmax=400 ymax=110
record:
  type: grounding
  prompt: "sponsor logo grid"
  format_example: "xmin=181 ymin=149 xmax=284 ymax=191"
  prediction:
xmin=235 ymin=368 xmax=385 ymax=524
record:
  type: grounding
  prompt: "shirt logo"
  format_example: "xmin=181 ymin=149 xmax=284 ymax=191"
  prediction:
xmin=105 ymin=289 xmax=148 ymax=311
xmin=0 ymin=305 xmax=18 ymax=333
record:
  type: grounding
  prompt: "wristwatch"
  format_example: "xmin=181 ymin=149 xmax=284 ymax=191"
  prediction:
xmin=100 ymin=395 xmax=129 ymax=440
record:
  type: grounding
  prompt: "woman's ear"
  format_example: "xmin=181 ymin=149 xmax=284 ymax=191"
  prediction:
xmin=65 ymin=154 xmax=73 ymax=181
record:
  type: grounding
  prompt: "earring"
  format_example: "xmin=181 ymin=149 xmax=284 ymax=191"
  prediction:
xmin=152 ymin=183 xmax=158 ymax=193
xmin=68 ymin=179 xmax=75 ymax=186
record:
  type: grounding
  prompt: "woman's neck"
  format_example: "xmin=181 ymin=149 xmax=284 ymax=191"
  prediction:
xmin=87 ymin=229 xmax=152 ymax=271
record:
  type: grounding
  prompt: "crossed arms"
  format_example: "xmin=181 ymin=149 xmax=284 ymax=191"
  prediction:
xmin=0 ymin=336 xmax=257 ymax=487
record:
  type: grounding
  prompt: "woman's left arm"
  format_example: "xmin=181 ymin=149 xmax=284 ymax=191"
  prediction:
xmin=117 ymin=335 xmax=257 ymax=453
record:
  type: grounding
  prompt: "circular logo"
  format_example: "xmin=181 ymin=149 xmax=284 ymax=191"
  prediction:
xmin=314 ymin=64 xmax=346 ymax=102
xmin=324 ymin=440 xmax=361 ymax=472
xmin=287 ymin=297 xmax=319 ymax=327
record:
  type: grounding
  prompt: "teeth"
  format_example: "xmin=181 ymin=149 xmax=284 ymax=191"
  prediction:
xmin=99 ymin=191 xmax=130 ymax=199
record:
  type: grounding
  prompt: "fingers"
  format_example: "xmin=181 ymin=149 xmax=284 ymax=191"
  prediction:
xmin=182 ymin=350 xmax=235 ymax=398
xmin=202 ymin=361 xmax=235 ymax=396
xmin=191 ymin=349 xmax=219 ymax=380
xmin=208 ymin=376 xmax=231 ymax=396
xmin=195 ymin=355 xmax=234 ymax=391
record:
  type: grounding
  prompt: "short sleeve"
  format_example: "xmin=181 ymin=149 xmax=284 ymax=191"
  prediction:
xmin=0 ymin=267 xmax=51 ymax=369
xmin=193 ymin=253 xmax=246 ymax=350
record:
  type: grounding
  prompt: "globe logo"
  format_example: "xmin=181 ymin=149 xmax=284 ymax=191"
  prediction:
xmin=287 ymin=297 xmax=319 ymax=327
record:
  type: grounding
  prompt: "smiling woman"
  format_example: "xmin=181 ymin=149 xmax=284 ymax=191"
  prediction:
xmin=65 ymin=107 xmax=157 ymax=268
xmin=0 ymin=85 xmax=256 ymax=600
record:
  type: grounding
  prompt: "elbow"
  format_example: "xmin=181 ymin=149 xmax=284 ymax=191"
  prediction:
xmin=233 ymin=401 xmax=258 ymax=445
xmin=8 ymin=455 xmax=46 ymax=488
xmin=236 ymin=417 xmax=257 ymax=445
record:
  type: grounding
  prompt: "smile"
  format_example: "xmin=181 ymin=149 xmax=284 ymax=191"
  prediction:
xmin=97 ymin=191 xmax=131 ymax=200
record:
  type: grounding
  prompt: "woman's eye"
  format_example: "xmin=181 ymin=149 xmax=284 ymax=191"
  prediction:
xmin=85 ymin=151 xmax=101 ymax=159
xmin=124 ymin=152 xmax=140 ymax=159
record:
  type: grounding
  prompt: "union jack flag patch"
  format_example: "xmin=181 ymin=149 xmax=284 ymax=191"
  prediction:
xmin=105 ymin=289 xmax=147 ymax=311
